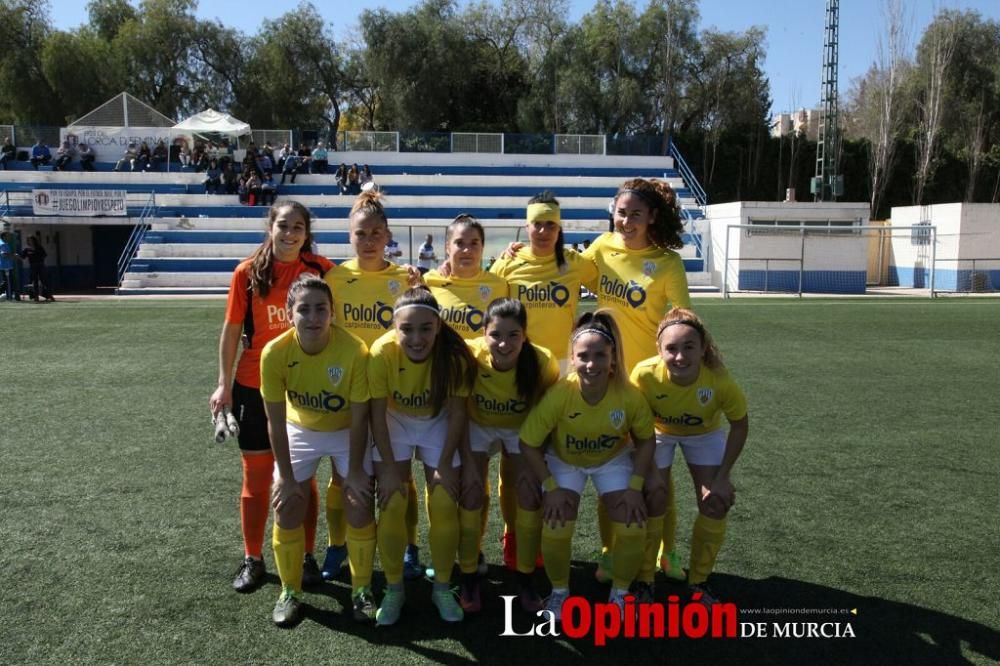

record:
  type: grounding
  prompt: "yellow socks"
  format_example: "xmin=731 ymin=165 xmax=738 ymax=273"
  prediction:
xmin=377 ymin=491 xmax=408 ymax=585
xmin=689 ymin=513 xmax=727 ymax=584
xmin=662 ymin=471 xmax=677 ymax=555
xmin=480 ymin=478 xmax=491 ymax=539
xmin=610 ymin=521 xmax=645 ymax=590
xmin=427 ymin=484 xmax=460 ymax=584
xmin=272 ymin=524 xmax=305 ymax=593
xmin=498 ymin=455 xmax=517 ymax=533
xmin=346 ymin=521 xmax=376 ymax=592
xmin=458 ymin=507 xmax=482 ymax=574
xmin=514 ymin=507 xmax=542 ymax=574
xmin=540 ymin=520 xmax=575 ymax=589
xmin=406 ymin=477 xmax=419 ymax=545
xmin=639 ymin=513 xmax=665 ymax=584
xmin=326 ymin=478 xmax=346 ymax=547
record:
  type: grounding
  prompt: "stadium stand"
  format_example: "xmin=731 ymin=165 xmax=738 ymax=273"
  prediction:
xmin=0 ymin=150 xmax=713 ymax=295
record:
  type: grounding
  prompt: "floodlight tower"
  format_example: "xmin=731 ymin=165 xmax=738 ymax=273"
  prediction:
xmin=813 ymin=0 xmax=842 ymax=201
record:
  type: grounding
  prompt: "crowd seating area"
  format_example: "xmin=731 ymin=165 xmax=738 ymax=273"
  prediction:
xmin=0 ymin=151 xmax=712 ymax=295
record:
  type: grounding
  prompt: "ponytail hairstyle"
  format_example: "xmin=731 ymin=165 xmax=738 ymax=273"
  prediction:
xmin=285 ymin=273 xmax=333 ymax=314
xmin=446 ymin=213 xmax=485 ymax=246
xmin=614 ymin=178 xmax=684 ymax=250
xmin=248 ymin=200 xmax=316 ymax=298
xmin=393 ymin=287 xmax=477 ymax=417
xmin=483 ymin=298 xmax=543 ymax=405
xmin=350 ymin=188 xmax=389 ymax=226
xmin=569 ymin=308 xmax=626 ymax=388
xmin=526 ymin=191 xmax=567 ymax=273
xmin=655 ymin=307 xmax=724 ymax=370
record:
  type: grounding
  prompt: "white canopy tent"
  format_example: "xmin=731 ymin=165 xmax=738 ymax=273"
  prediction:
xmin=172 ymin=109 xmax=251 ymax=137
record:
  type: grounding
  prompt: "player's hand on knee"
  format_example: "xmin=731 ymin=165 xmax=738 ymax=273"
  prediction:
xmin=516 ymin=472 xmax=542 ymax=508
xmin=432 ymin=465 xmax=460 ymax=501
xmin=618 ymin=489 xmax=647 ymax=527
xmin=272 ymin=477 xmax=304 ymax=514
xmin=543 ymin=489 xmax=574 ymax=528
xmin=376 ymin=470 xmax=404 ymax=510
xmin=345 ymin=470 xmax=374 ymax=506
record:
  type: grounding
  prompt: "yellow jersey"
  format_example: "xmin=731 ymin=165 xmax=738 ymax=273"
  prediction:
xmin=490 ymin=248 xmax=598 ymax=360
xmin=324 ymin=259 xmax=411 ymax=347
xmin=259 ymin=325 xmax=370 ymax=431
xmin=466 ymin=336 xmax=560 ymax=429
xmin=629 ymin=358 xmax=747 ymax=436
xmin=583 ymin=232 xmax=692 ymax=373
xmin=368 ymin=330 xmax=472 ymax=418
xmin=519 ymin=376 xmax=655 ymax=468
xmin=424 ymin=269 xmax=510 ymax=340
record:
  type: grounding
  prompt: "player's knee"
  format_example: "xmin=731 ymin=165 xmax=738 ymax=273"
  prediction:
xmin=274 ymin=496 xmax=306 ymax=529
xmin=644 ymin=483 xmax=669 ymax=515
xmin=698 ymin=498 xmax=728 ymax=520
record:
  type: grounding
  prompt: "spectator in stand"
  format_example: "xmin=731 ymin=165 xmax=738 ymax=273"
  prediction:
xmin=115 ymin=143 xmax=137 ymax=172
xmin=311 ymin=141 xmax=328 ymax=174
xmin=151 ymin=140 xmax=168 ymax=171
xmin=347 ymin=164 xmax=361 ymax=195
xmin=0 ymin=137 xmax=15 ymax=170
xmin=0 ymin=231 xmax=15 ymax=301
xmin=361 ymin=165 xmax=374 ymax=189
xmin=384 ymin=230 xmax=402 ymax=261
xmin=192 ymin=143 xmax=206 ymax=171
xmin=204 ymin=159 xmax=222 ymax=194
xmin=223 ymin=161 xmax=239 ymax=195
xmin=208 ymin=142 xmax=221 ymax=163
xmin=246 ymin=170 xmax=262 ymax=206
xmin=257 ymin=151 xmax=273 ymax=175
xmin=296 ymin=143 xmax=312 ymax=175
xmin=54 ymin=140 xmax=74 ymax=171
xmin=260 ymin=171 xmax=277 ymax=207
xmin=30 ymin=140 xmax=52 ymax=170
xmin=335 ymin=163 xmax=347 ymax=194
xmin=262 ymin=141 xmax=275 ymax=161
xmin=417 ymin=234 xmax=437 ymax=274
xmin=178 ymin=143 xmax=191 ymax=168
xmin=19 ymin=236 xmax=54 ymax=301
xmin=78 ymin=142 xmax=96 ymax=171
xmin=276 ymin=144 xmax=291 ymax=172
xmin=281 ymin=150 xmax=300 ymax=185
xmin=244 ymin=143 xmax=262 ymax=178
xmin=135 ymin=142 xmax=152 ymax=171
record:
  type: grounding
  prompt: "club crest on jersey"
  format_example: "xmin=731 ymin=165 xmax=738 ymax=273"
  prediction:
xmin=328 ymin=366 xmax=344 ymax=386
xmin=479 ymin=285 xmax=493 ymax=302
xmin=388 ymin=279 xmax=402 ymax=296
xmin=697 ymin=388 xmax=713 ymax=405
xmin=609 ymin=408 xmax=625 ymax=430
xmin=643 ymin=260 xmax=656 ymax=277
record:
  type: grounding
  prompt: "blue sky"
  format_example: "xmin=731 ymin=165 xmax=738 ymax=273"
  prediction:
xmin=50 ymin=0 xmax=1000 ymax=114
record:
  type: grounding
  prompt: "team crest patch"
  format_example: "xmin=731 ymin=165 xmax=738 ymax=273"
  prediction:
xmin=479 ymin=285 xmax=492 ymax=302
xmin=609 ymin=408 xmax=625 ymax=430
xmin=643 ymin=260 xmax=656 ymax=277
xmin=388 ymin=279 xmax=401 ymax=296
xmin=697 ymin=388 xmax=713 ymax=405
xmin=328 ymin=367 xmax=344 ymax=386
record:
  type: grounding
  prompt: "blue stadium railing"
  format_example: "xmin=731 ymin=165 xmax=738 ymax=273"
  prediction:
xmin=116 ymin=193 xmax=157 ymax=284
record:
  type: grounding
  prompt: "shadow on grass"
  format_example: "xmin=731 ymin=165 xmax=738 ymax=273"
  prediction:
xmin=285 ymin=561 xmax=1000 ymax=665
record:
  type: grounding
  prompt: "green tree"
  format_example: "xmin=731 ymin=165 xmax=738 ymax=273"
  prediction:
xmin=0 ymin=0 xmax=60 ymax=124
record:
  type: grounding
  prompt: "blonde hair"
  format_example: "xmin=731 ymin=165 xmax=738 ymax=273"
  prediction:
xmin=350 ymin=189 xmax=388 ymax=226
xmin=655 ymin=307 xmax=724 ymax=369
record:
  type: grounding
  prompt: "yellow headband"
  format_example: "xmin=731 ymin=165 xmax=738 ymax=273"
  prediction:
xmin=526 ymin=202 xmax=561 ymax=225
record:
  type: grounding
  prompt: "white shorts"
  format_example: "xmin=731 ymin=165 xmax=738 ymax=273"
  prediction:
xmin=371 ymin=408 xmax=461 ymax=469
xmin=654 ymin=429 xmax=726 ymax=468
xmin=469 ymin=422 xmax=519 ymax=456
xmin=279 ymin=422 xmax=373 ymax=483
xmin=545 ymin=448 xmax=633 ymax=496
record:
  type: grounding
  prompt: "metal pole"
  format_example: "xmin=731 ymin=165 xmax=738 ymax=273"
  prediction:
xmin=408 ymin=225 xmax=414 ymax=266
xmin=722 ymin=224 xmax=731 ymax=298
xmin=929 ymin=225 xmax=937 ymax=298
xmin=799 ymin=226 xmax=806 ymax=297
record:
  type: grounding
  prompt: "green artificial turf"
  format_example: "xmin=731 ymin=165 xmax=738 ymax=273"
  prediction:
xmin=1 ymin=298 xmax=997 ymax=665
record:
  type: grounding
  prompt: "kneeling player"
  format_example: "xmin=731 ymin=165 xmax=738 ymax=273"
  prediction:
xmin=519 ymin=310 xmax=656 ymax=620
xmin=260 ymin=275 xmax=376 ymax=627
xmin=630 ymin=307 xmax=749 ymax=603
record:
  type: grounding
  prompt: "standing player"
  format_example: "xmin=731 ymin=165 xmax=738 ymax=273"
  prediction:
xmin=462 ymin=298 xmax=559 ymax=611
xmin=209 ymin=201 xmax=332 ymax=593
xmin=518 ymin=310 xmax=656 ymax=619
xmin=323 ymin=189 xmax=426 ymax=581
xmin=368 ymin=287 xmax=477 ymax=625
xmin=260 ymin=276 xmax=376 ymax=626
xmin=630 ymin=308 xmax=749 ymax=603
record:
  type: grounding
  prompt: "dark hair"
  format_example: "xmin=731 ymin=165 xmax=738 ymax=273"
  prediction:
xmin=527 ymin=191 xmax=566 ymax=273
xmin=286 ymin=273 xmax=333 ymax=313
xmin=393 ymin=287 xmax=476 ymax=416
xmin=656 ymin=307 xmax=724 ymax=370
xmin=613 ymin=178 xmax=684 ymax=250
xmin=483 ymin=298 xmax=543 ymax=405
xmin=247 ymin=200 xmax=315 ymax=298
xmin=446 ymin=214 xmax=485 ymax=245
xmin=569 ymin=308 xmax=626 ymax=387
